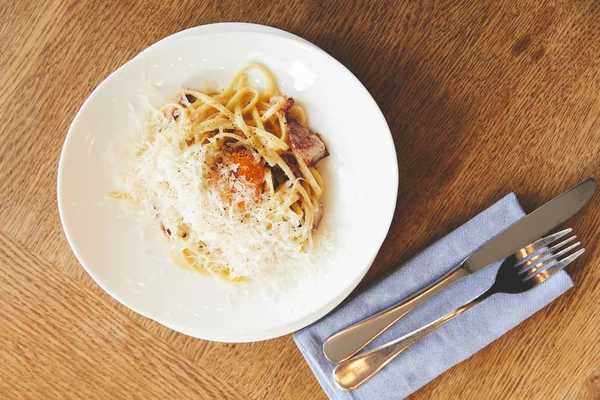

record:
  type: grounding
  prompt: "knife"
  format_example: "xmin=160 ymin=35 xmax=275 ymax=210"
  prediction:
xmin=323 ymin=178 xmax=597 ymax=363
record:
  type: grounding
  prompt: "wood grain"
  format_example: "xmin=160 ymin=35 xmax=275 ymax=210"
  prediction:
xmin=1 ymin=1 xmax=599 ymax=399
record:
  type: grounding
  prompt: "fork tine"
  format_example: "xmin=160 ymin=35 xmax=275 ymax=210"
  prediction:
xmin=525 ymin=248 xmax=585 ymax=281
xmin=523 ymin=242 xmax=582 ymax=280
xmin=516 ymin=235 xmax=577 ymax=274
xmin=519 ymin=239 xmax=581 ymax=279
xmin=548 ymin=235 xmax=577 ymax=252
xmin=519 ymin=235 xmax=580 ymax=274
xmin=515 ymin=228 xmax=573 ymax=264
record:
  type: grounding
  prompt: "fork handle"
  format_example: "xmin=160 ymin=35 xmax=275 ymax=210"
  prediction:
xmin=323 ymin=264 xmax=471 ymax=363
xmin=333 ymin=290 xmax=492 ymax=390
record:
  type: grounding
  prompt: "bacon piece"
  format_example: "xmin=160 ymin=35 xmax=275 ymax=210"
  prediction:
xmin=282 ymin=97 xmax=295 ymax=113
xmin=159 ymin=221 xmax=171 ymax=237
xmin=287 ymin=121 xmax=329 ymax=167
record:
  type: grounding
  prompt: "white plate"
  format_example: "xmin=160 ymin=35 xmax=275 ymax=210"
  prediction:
xmin=58 ymin=26 xmax=398 ymax=342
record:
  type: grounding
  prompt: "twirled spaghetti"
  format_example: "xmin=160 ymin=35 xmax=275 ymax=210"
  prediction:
xmin=111 ymin=63 xmax=329 ymax=281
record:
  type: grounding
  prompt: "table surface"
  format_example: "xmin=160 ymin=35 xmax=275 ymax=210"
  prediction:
xmin=2 ymin=1 xmax=599 ymax=399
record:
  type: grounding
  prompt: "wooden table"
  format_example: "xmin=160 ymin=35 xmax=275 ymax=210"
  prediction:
xmin=2 ymin=1 xmax=599 ymax=399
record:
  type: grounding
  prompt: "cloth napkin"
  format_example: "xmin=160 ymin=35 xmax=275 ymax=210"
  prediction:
xmin=294 ymin=193 xmax=573 ymax=400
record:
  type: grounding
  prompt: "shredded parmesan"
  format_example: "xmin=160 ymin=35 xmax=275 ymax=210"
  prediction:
xmin=113 ymin=102 xmax=311 ymax=280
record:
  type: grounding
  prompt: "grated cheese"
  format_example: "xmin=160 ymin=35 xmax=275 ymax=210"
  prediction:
xmin=113 ymin=102 xmax=311 ymax=280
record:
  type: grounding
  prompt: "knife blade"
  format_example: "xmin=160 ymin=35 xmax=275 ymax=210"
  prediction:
xmin=465 ymin=177 xmax=597 ymax=272
xmin=323 ymin=177 xmax=597 ymax=363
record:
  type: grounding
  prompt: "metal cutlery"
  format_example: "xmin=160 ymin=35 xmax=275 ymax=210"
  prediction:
xmin=333 ymin=228 xmax=585 ymax=390
xmin=323 ymin=178 xmax=597 ymax=363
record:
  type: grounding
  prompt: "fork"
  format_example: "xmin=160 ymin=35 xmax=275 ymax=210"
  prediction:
xmin=333 ymin=229 xmax=584 ymax=390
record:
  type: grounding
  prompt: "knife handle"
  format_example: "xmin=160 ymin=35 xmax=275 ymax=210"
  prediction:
xmin=322 ymin=264 xmax=470 ymax=363
xmin=333 ymin=289 xmax=490 ymax=390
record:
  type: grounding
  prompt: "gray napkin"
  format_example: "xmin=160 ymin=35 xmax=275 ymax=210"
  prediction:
xmin=294 ymin=193 xmax=573 ymax=399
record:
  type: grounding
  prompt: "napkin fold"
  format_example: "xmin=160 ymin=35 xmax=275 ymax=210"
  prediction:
xmin=294 ymin=193 xmax=573 ymax=400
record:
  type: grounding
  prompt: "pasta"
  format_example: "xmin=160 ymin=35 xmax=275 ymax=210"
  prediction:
xmin=111 ymin=63 xmax=329 ymax=281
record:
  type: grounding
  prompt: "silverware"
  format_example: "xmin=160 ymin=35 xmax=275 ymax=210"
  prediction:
xmin=333 ymin=229 xmax=585 ymax=390
xmin=323 ymin=178 xmax=597 ymax=363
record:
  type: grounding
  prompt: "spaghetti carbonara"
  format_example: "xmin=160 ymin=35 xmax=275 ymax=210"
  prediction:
xmin=111 ymin=63 xmax=329 ymax=281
